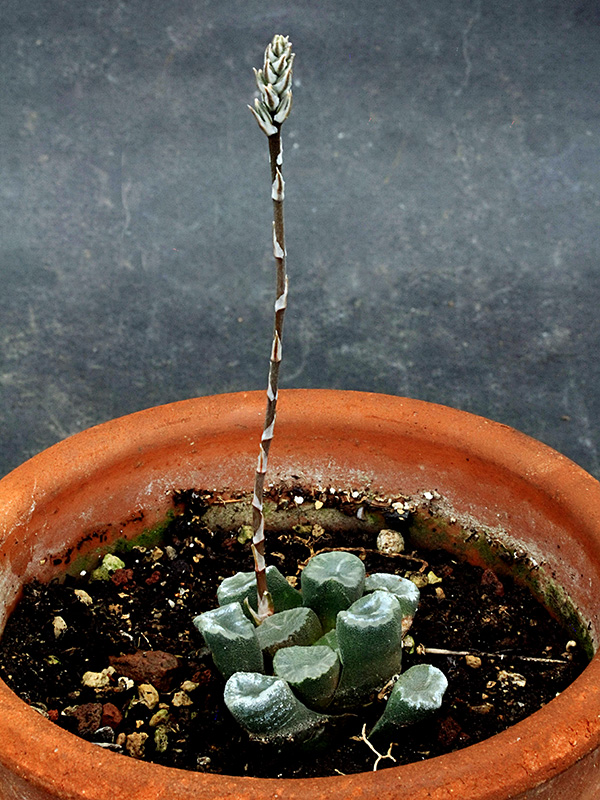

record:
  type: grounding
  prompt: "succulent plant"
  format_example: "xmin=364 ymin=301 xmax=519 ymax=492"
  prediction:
xmin=191 ymin=34 xmax=448 ymax=751
xmin=193 ymin=550 xmax=447 ymax=747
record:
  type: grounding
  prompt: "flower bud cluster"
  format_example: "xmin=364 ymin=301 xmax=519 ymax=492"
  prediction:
xmin=249 ymin=35 xmax=294 ymax=136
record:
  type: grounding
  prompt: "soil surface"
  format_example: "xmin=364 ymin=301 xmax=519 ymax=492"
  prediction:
xmin=0 ymin=490 xmax=588 ymax=778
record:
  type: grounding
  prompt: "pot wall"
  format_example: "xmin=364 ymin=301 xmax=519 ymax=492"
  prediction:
xmin=1 ymin=390 xmax=600 ymax=799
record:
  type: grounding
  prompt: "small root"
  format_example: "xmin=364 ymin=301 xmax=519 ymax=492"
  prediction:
xmin=351 ymin=724 xmax=397 ymax=771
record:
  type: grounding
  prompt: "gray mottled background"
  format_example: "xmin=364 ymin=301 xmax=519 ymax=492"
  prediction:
xmin=1 ymin=0 xmax=599 ymax=479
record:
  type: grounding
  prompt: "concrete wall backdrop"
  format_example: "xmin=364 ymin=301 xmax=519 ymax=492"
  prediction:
xmin=1 ymin=0 xmax=599 ymax=478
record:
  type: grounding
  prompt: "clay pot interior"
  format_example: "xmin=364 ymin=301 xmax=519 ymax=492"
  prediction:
xmin=50 ymin=487 xmax=590 ymax=655
xmin=1 ymin=390 xmax=600 ymax=800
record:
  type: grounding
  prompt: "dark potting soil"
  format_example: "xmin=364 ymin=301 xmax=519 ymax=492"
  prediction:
xmin=0 ymin=489 xmax=589 ymax=778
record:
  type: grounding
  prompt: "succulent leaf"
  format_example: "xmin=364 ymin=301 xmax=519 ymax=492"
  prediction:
xmin=314 ymin=627 xmax=339 ymax=653
xmin=364 ymin=572 xmax=420 ymax=632
xmin=256 ymin=607 xmax=323 ymax=657
xmin=193 ymin=602 xmax=264 ymax=679
xmin=301 ymin=550 xmax=366 ymax=632
xmin=273 ymin=645 xmax=340 ymax=710
xmin=224 ymin=672 xmax=327 ymax=745
xmin=217 ymin=565 xmax=303 ymax=616
xmin=332 ymin=590 xmax=404 ymax=708
xmin=369 ymin=664 xmax=448 ymax=738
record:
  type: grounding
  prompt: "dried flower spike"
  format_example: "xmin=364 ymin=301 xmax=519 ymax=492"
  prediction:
xmin=249 ymin=35 xmax=295 ymax=137
xmin=249 ymin=35 xmax=294 ymax=622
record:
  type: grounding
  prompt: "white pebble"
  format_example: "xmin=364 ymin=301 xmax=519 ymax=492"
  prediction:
xmin=82 ymin=666 xmax=115 ymax=689
xmin=74 ymin=589 xmax=93 ymax=606
xmin=376 ymin=529 xmax=405 ymax=554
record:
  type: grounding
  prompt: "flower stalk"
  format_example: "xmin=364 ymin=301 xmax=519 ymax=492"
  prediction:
xmin=249 ymin=35 xmax=294 ymax=622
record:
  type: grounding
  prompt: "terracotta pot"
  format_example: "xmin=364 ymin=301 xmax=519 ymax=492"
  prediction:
xmin=1 ymin=389 xmax=600 ymax=800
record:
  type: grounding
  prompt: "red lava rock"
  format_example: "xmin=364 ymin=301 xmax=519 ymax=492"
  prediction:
xmin=221 ymin=538 xmax=237 ymax=550
xmin=48 ymin=709 xmax=59 ymax=722
xmin=111 ymin=568 xmax=135 ymax=587
xmin=481 ymin=568 xmax=505 ymax=596
xmin=72 ymin=703 xmax=103 ymax=736
xmin=192 ymin=667 xmax=212 ymax=686
xmin=109 ymin=650 xmax=179 ymax=691
xmin=145 ymin=570 xmax=162 ymax=585
xmin=101 ymin=702 xmax=123 ymax=729
xmin=437 ymin=716 xmax=463 ymax=746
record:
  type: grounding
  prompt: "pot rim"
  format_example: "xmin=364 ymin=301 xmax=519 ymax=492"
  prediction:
xmin=1 ymin=389 xmax=600 ymax=800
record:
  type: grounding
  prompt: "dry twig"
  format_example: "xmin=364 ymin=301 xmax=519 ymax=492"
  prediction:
xmin=419 ymin=646 xmax=572 ymax=665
